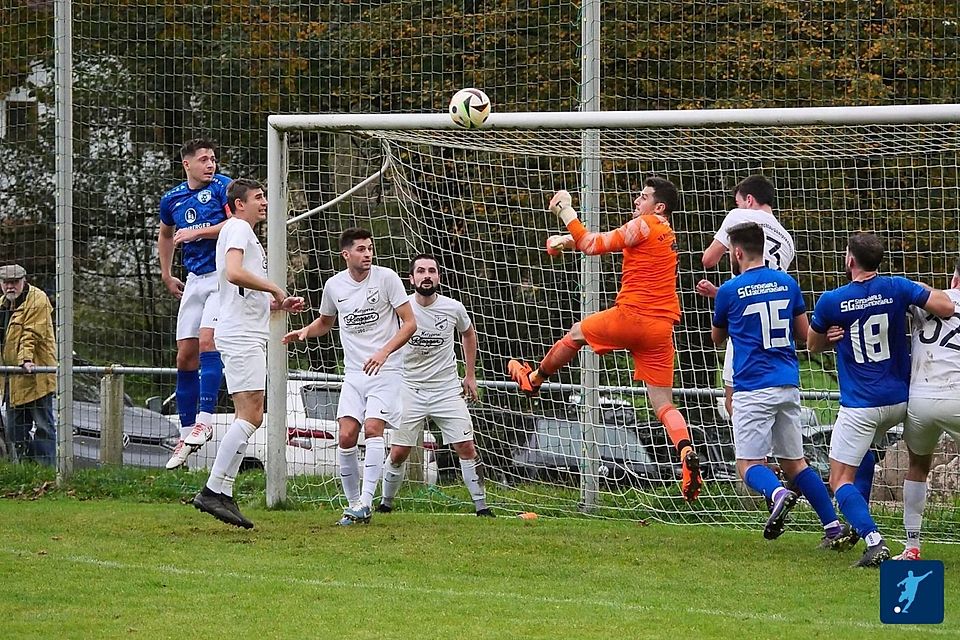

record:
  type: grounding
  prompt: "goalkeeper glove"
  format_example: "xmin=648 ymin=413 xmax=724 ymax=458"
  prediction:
xmin=548 ymin=190 xmax=578 ymax=225
xmin=546 ymin=234 xmax=573 ymax=257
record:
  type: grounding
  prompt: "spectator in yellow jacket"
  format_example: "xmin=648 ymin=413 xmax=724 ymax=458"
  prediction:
xmin=1 ymin=264 xmax=56 ymax=466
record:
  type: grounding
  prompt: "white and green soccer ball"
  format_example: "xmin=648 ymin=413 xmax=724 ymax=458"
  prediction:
xmin=449 ymin=88 xmax=491 ymax=129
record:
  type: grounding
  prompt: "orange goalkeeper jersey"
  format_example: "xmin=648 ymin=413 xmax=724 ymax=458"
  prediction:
xmin=566 ymin=214 xmax=681 ymax=322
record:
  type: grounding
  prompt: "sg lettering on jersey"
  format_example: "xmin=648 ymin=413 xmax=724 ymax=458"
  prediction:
xmin=840 ymin=294 xmax=894 ymax=313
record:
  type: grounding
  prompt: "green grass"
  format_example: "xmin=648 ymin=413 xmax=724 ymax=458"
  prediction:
xmin=2 ymin=462 xmax=960 ymax=639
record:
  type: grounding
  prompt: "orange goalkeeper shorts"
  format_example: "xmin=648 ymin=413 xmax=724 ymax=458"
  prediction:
xmin=579 ymin=305 xmax=676 ymax=387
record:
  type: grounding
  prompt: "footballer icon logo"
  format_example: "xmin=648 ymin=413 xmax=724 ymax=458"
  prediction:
xmin=198 ymin=189 xmax=212 ymax=204
xmin=184 ymin=208 xmax=197 ymax=224
xmin=366 ymin=288 xmax=380 ymax=304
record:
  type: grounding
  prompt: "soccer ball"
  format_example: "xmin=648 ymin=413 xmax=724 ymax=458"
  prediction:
xmin=449 ymin=88 xmax=491 ymax=129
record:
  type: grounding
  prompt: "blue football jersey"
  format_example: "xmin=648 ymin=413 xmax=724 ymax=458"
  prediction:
xmin=158 ymin=173 xmax=231 ymax=276
xmin=810 ymin=275 xmax=930 ymax=408
xmin=713 ymin=266 xmax=806 ymax=392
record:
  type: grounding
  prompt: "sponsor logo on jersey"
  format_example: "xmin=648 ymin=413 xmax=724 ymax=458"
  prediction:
xmin=185 ymin=207 xmax=197 ymax=224
xmin=366 ymin=288 xmax=380 ymax=304
xmin=409 ymin=333 xmax=444 ymax=348
xmin=198 ymin=189 xmax=212 ymax=204
xmin=344 ymin=310 xmax=380 ymax=328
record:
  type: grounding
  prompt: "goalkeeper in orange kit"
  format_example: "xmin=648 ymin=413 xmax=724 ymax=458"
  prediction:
xmin=508 ymin=176 xmax=702 ymax=501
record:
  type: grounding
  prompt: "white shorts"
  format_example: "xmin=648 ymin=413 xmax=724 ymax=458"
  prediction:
xmin=393 ymin=385 xmax=473 ymax=447
xmin=722 ymin=339 xmax=734 ymax=387
xmin=829 ymin=402 xmax=907 ymax=466
xmin=337 ymin=371 xmax=403 ymax=429
xmin=176 ymin=271 xmax=219 ymax=340
xmin=732 ymin=386 xmax=804 ymax=460
xmin=219 ymin=338 xmax=266 ymax=394
xmin=904 ymin=397 xmax=960 ymax=456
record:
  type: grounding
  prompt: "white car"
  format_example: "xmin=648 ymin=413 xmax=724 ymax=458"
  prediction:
xmin=177 ymin=380 xmax=438 ymax=484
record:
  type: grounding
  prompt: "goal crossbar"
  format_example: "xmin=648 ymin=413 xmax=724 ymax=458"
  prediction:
xmin=268 ymin=104 xmax=960 ymax=132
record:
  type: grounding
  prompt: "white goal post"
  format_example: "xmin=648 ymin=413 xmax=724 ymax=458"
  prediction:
xmin=265 ymin=105 xmax=960 ymax=542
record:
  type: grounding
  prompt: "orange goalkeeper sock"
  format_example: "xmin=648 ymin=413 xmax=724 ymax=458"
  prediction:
xmin=537 ymin=333 xmax=582 ymax=379
xmin=656 ymin=404 xmax=691 ymax=454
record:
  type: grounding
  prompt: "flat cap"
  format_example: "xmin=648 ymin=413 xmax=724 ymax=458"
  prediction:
xmin=0 ymin=264 xmax=27 ymax=280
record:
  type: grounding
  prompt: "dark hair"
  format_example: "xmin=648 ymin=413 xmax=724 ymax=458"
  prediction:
xmin=339 ymin=227 xmax=373 ymax=250
xmin=644 ymin=176 xmax=679 ymax=214
xmin=847 ymin=232 xmax=884 ymax=271
xmin=727 ymin=222 xmax=765 ymax=258
xmin=409 ymin=253 xmax=440 ymax=275
xmin=955 ymin=257 xmax=960 ymax=276
xmin=226 ymin=178 xmax=263 ymax=214
xmin=180 ymin=138 xmax=218 ymax=160
xmin=733 ymin=175 xmax=776 ymax=208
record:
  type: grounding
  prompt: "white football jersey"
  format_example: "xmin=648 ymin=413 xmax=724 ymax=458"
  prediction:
xmin=714 ymin=208 xmax=795 ymax=272
xmin=909 ymin=288 xmax=960 ymax=399
xmin=319 ymin=265 xmax=409 ymax=374
xmin=215 ymin=218 xmax=270 ymax=341
xmin=403 ymin=294 xmax=472 ymax=389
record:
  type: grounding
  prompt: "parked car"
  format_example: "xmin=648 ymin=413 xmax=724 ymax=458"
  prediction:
xmin=177 ymin=379 xmax=438 ymax=483
xmin=0 ymin=370 xmax=180 ymax=468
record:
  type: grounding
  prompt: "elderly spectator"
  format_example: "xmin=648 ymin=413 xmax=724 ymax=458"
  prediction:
xmin=1 ymin=264 xmax=57 ymax=466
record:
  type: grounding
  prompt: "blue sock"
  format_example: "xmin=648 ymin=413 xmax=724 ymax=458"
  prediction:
xmin=176 ymin=369 xmax=200 ymax=429
xmin=198 ymin=351 xmax=224 ymax=414
xmin=854 ymin=450 xmax=876 ymax=501
xmin=744 ymin=465 xmax=782 ymax=502
xmin=792 ymin=466 xmax=838 ymax=526
xmin=835 ymin=483 xmax=878 ymax=538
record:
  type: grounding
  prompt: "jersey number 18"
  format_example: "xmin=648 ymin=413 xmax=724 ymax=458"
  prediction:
xmin=850 ymin=313 xmax=891 ymax=364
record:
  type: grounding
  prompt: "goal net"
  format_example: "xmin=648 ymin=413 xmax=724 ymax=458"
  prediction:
xmin=268 ymin=107 xmax=960 ymax=541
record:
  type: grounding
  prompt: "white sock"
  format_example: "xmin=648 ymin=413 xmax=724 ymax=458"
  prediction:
xmin=460 ymin=456 xmax=487 ymax=510
xmin=380 ymin=459 xmax=407 ymax=507
xmin=221 ymin=442 xmax=248 ymax=498
xmin=360 ymin=436 xmax=386 ymax=509
xmin=179 ymin=426 xmax=192 ymax=441
xmin=338 ymin=446 xmax=361 ymax=507
xmin=865 ymin=531 xmax=883 ymax=547
xmin=903 ymin=479 xmax=927 ymax=550
xmin=196 ymin=411 xmax=213 ymax=426
xmin=206 ymin=419 xmax=257 ymax=494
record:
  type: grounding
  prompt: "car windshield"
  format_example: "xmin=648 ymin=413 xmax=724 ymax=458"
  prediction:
xmin=534 ymin=418 xmax=653 ymax=464
xmin=300 ymin=385 xmax=340 ymax=421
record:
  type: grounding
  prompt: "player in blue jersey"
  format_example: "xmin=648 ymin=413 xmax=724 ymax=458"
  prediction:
xmin=158 ymin=139 xmax=232 ymax=469
xmin=711 ymin=223 xmax=857 ymax=547
xmin=808 ymin=231 xmax=954 ymax=567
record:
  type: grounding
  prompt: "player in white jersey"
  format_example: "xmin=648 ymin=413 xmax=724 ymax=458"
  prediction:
xmin=697 ymin=175 xmax=795 ymax=419
xmin=191 ymin=178 xmax=304 ymax=529
xmin=283 ymin=228 xmax=416 ymax=525
xmin=896 ymin=262 xmax=960 ymax=560
xmin=377 ymin=254 xmax=493 ymax=517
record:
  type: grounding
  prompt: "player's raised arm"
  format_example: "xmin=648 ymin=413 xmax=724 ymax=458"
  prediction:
xmin=702 ymin=239 xmax=727 ymax=269
xmin=923 ymin=287 xmax=957 ymax=318
xmin=549 ymin=190 xmax=654 ymax=256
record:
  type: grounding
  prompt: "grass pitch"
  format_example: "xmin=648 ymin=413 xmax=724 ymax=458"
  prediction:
xmin=2 ymin=495 xmax=958 ymax=639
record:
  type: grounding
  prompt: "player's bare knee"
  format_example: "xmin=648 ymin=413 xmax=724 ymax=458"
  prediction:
xmin=777 ymin=458 xmax=806 ymax=480
xmin=568 ymin=323 xmax=588 ymax=345
xmin=363 ymin=419 xmax=385 ymax=439
xmin=197 ymin=329 xmax=217 ymax=353
xmin=390 ymin=445 xmax=412 ymax=465
xmin=453 ymin=440 xmax=478 ymax=460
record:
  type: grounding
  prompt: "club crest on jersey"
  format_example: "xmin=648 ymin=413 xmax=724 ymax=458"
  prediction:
xmin=185 ymin=208 xmax=197 ymax=224
xmin=366 ymin=288 xmax=380 ymax=304
xmin=198 ymin=189 xmax=212 ymax=204
xmin=434 ymin=316 xmax=449 ymax=332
